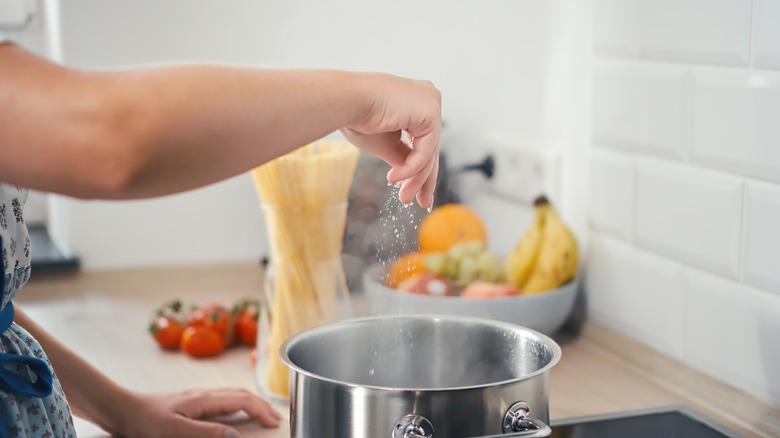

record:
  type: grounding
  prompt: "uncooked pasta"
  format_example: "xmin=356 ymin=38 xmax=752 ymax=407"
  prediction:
xmin=251 ymin=140 xmax=359 ymax=399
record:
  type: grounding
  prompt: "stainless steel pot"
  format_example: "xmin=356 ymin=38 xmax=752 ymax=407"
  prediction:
xmin=280 ymin=315 xmax=561 ymax=438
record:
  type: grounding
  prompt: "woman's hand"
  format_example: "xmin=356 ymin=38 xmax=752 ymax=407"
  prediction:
xmin=341 ymin=73 xmax=442 ymax=208
xmin=119 ymin=388 xmax=281 ymax=438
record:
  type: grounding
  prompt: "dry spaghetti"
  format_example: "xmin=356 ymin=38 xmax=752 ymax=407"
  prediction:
xmin=251 ymin=140 xmax=359 ymax=399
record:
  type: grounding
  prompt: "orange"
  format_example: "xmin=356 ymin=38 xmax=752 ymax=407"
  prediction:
xmin=385 ymin=251 xmax=428 ymax=288
xmin=418 ymin=204 xmax=487 ymax=252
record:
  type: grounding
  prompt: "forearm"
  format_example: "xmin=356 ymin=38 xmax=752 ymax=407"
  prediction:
xmin=98 ymin=66 xmax=371 ymax=198
xmin=0 ymin=43 xmax=370 ymax=199
xmin=0 ymin=42 xmax=441 ymax=207
xmin=13 ymin=307 xmax=134 ymax=435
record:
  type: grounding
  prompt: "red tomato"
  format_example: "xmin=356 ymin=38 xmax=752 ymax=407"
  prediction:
xmin=187 ymin=303 xmax=233 ymax=342
xmin=149 ymin=316 xmax=185 ymax=350
xmin=235 ymin=309 xmax=259 ymax=347
xmin=180 ymin=326 xmax=226 ymax=358
xmin=231 ymin=299 xmax=261 ymax=347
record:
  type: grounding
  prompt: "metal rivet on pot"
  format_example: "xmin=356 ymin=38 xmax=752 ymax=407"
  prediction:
xmin=503 ymin=401 xmax=541 ymax=433
xmin=393 ymin=414 xmax=434 ymax=438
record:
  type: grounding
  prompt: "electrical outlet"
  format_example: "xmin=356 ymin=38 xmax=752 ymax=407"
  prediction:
xmin=0 ymin=0 xmax=32 ymax=28
xmin=484 ymin=136 xmax=560 ymax=204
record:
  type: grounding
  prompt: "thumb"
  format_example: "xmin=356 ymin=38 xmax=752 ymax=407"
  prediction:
xmin=175 ymin=417 xmax=241 ymax=438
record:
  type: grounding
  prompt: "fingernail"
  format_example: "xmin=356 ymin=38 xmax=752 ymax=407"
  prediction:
xmin=387 ymin=181 xmax=393 ymax=187
xmin=394 ymin=180 xmax=402 ymax=189
xmin=429 ymin=194 xmax=435 ymax=208
xmin=225 ymin=429 xmax=241 ymax=438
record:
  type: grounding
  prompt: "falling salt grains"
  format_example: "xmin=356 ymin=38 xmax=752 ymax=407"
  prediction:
xmin=376 ymin=184 xmax=427 ymax=297
xmin=373 ymin=176 xmax=431 ymax=386
xmin=378 ymin=185 xmax=412 ymax=266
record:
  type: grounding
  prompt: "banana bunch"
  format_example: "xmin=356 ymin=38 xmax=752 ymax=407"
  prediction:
xmin=504 ymin=196 xmax=578 ymax=294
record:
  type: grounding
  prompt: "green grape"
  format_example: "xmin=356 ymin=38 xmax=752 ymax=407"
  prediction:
xmin=425 ymin=253 xmax=448 ymax=275
xmin=462 ymin=241 xmax=485 ymax=257
xmin=476 ymin=251 xmax=501 ymax=282
xmin=458 ymin=255 xmax=479 ymax=285
xmin=447 ymin=243 xmax=470 ymax=261
xmin=444 ymin=255 xmax=460 ymax=279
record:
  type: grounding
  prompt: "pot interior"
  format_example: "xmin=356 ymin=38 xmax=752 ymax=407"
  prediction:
xmin=282 ymin=315 xmax=560 ymax=390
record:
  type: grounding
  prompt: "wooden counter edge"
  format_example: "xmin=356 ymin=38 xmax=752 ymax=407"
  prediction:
xmin=580 ymin=322 xmax=780 ymax=437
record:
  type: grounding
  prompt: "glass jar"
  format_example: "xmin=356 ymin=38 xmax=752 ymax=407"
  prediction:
xmin=256 ymin=202 xmax=352 ymax=402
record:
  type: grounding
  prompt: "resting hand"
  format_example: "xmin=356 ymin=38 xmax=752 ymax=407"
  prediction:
xmin=118 ymin=388 xmax=281 ymax=438
xmin=341 ymin=73 xmax=442 ymax=208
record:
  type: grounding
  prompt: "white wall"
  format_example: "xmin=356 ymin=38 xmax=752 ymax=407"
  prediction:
xmin=58 ymin=0 xmax=588 ymax=269
xmin=587 ymin=0 xmax=780 ymax=408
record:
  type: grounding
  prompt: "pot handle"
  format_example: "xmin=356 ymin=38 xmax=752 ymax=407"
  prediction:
xmin=405 ymin=420 xmax=551 ymax=438
xmin=478 ymin=417 xmax=551 ymax=437
xmin=396 ymin=401 xmax=552 ymax=438
xmin=481 ymin=401 xmax=551 ymax=438
xmin=405 ymin=423 xmax=551 ymax=438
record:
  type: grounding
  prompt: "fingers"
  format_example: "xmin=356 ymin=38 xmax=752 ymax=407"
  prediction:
xmin=175 ymin=388 xmax=282 ymax=428
xmin=389 ymin=131 xmax=439 ymax=207
xmin=341 ymin=128 xmax=411 ymax=168
xmin=380 ymin=133 xmax=413 ymax=168
xmin=386 ymin=132 xmax=436 ymax=184
xmin=219 ymin=389 xmax=282 ymax=428
xmin=172 ymin=416 xmax=241 ymax=438
xmin=416 ymin=156 xmax=439 ymax=209
xmin=397 ymin=153 xmax=436 ymax=207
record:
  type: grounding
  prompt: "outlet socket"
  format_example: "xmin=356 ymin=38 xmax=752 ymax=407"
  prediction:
xmin=484 ymin=136 xmax=560 ymax=204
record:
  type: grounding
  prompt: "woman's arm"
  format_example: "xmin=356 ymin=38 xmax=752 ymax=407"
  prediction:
xmin=0 ymin=43 xmax=440 ymax=207
xmin=13 ymin=307 xmax=281 ymax=437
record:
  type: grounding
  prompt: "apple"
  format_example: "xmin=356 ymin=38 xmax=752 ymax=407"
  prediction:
xmin=401 ymin=273 xmax=457 ymax=297
xmin=460 ymin=282 xmax=519 ymax=299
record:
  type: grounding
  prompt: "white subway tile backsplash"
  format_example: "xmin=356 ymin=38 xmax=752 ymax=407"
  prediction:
xmin=685 ymin=270 xmax=780 ymax=407
xmin=637 ymin=0 xmax=752 ymax=66
xmin=744 ymin=182 xmax=780 ymax=295
xmin=692 ymin=69 xmax=780 ymax=183
xmin=593 ymin=0 xmax=638 ymax=57
xmin=589 ymin=0 xmax=780 ymax=410
xmin=586 ymin=234 xmax=686 ymax=360
xmin=753 ymin=0 xmax=780 ymax=70
xmin=589 ymin=148 xmax=634 ymax=239
xmin=634 ymin=159 xmax=743 ymax=278
xmin=593 ymin=60 xmax=690 ymax=159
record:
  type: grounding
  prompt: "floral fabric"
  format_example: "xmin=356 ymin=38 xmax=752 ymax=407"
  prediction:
xmin=0 ymin=184 xmax=74 ymax=437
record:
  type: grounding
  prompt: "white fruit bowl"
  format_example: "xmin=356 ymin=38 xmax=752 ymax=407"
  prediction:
xmin=361 ymin=263 xmax=579 ymax=336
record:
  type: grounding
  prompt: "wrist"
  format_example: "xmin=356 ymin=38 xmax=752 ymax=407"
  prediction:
xmin=110 ymin=385 xmax=142 ymax=436
xmin=82 ymin=381 xmax=138 ymax=436
xmin=342 ymin=70 xmax=380 ymax=128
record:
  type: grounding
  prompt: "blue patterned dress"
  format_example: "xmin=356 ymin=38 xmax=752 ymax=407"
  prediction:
xmin=0 ymin=183 xmax=75 ymax=437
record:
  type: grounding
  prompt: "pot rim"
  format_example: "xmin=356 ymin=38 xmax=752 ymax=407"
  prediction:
xmin=279 ymin=314 xmax=562 ymax=392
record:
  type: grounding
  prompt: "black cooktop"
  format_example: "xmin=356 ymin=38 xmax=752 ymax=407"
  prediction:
xmin=550 ymin=406 xmax=744 ymax=438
